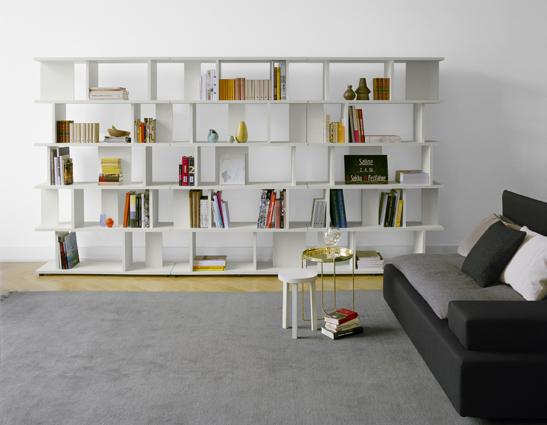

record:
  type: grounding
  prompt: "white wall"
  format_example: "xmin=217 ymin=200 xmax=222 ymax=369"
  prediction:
xmin=1 ymin=0 xmax=546 ymax=261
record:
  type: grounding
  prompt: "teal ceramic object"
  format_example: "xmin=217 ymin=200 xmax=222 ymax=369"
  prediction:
xmin=208 ymin=129 xmax=219 ymax=143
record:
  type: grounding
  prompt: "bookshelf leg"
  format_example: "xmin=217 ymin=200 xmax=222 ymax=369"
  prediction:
xmin=292 ymin=282 xmax=298 ymax=339
xmin=282 ymin=281 xmax=289 ymax=329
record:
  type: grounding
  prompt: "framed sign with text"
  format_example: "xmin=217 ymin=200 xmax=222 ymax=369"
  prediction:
xmin=344 ymin=155 xmax=388 ymax=184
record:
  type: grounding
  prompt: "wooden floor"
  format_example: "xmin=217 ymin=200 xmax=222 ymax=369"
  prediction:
xmin=0 ymin=262 xmax=383 ymax=295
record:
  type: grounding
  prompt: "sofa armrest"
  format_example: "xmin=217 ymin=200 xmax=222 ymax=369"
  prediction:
xmin=448 ymin=301 xmax=547 ymax=351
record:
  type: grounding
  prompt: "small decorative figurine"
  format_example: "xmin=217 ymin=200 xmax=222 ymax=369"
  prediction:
xmin=100 ymin=214 xmax=107 ymax=227
xmin=235 ymin=121 xmax=248 ymax=143
xmin=208 ymin=129 xmax=219 ymax=143
xmin=343 ymin=85 xmax=356 ymax=100
xmin=355 ymin=78 xmax=371 ymax=100
xmin=105 ymin=218 xmax=114 ymax=228
xmin=227 ymin=135 xmax=235 ymax=143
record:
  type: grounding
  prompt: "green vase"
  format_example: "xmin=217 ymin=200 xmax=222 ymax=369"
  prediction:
xmin=355 ymin=78 xmax=371 ymax=100
xmin=343 ymin=85 xmax=356 ymax=100
xmin=207 ymin=129 xmax=218 ymax=143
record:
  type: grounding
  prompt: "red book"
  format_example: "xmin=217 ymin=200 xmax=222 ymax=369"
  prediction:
xmin=266 ymin=191 xmax=276 ymax=228
xmin=324 ymin=308 xmax=359 ymax=325
xmin=123 ymin=192 xmax=130 ymax=228
xmin=358 ymin=109 xmax=365 ymax=143
xmin=181 ymin=156 xmax=189 ymax=186
xmin=274 ymin=199 xmax=281 ymax=229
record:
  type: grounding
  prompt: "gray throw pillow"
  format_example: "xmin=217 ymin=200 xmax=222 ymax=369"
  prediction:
xmin=461 ymin=221 xmax=526 ymax=288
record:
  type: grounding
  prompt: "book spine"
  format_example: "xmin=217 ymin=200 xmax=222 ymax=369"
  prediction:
xmin=130 ymin=194 xmax=137 ymax=228
xmin=179 ymin=164 xmax=182 ymax=186
xmin=181 ymin=156 xmax=189 ymax=186
xmin=330 ymin=189 xmax=342 ymax=227
xmin=266 ymin=191 xmax=276 ymax=228
xmin=336 ymin=189 xmax=347 ymax=228
xmin=188 ymin=156 xmax=194 ymax=186
xmin=274 ymin=199 xmax=281 ymax=229
xmin=395 ymin=199 xmax=403 ymax=227
xmin=123 ymin=192 xmax=130 ymax=228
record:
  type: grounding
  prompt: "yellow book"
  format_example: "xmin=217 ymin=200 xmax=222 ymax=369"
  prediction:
xmin=276 ymin=67 xmax=281 ymax=101
xmin=338 ymin=123 xmax=344 ymax=143
xmin=395 ymin=199 xmax=403 ymax=227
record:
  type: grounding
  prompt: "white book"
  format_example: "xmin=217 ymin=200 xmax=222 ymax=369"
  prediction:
xmin=81 ymin=123 xmax=86 ymax=144
xmin=69 ymin=123 xmax=74 ymax=143
xmin=221 ymin=201 xmax=230 ymax=228
xmin=279 ymin=61 xmax=286 ymax=100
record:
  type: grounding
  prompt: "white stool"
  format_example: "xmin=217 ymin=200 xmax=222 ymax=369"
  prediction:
xmin=278 ymin=268 xmax=318 ymax=339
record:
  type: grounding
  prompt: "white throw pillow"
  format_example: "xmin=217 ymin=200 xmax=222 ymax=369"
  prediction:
xmin=501 ymin=226 xmax=547 ymax=301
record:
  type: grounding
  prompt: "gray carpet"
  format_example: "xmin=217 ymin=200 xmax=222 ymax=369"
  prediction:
xmin=1 ymin=290 xmax=546 ymax=425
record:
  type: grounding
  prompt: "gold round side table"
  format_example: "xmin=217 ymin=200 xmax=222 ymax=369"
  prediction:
xmin=302 ymin=247 xmax=355 ymax=315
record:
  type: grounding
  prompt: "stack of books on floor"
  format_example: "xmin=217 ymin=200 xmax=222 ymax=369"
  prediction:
xmin=193 ymin=255 xmax=227 ymax=271
xmin=58 ymin=231 xmax=79 ymax=269
xmin=89 ymin=87 xmax=129 ymax=100
xmin=321 ymin=308 xmax=363 ymax=339
xmin=395 ymin=170 xmax=429 ymax=185
xmin=99 ymin=158 xmax=123 ymax=185
xmin=356 ymin=251 xmax=384 ymax=271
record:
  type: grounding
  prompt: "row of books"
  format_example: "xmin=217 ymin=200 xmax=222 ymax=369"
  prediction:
xmin=50 ymin=146 xmax=73 ymax=185
xmin=379 ymin=189 xmax=403 ymax=227
xmin=188 ymin=189 xmax=207 ymax=228
xmin=193 ymin=255 xmax=227 ymax=271
xmin=372 ymin=78 xmax=390 ymax=100
xmin=212 ymin=191 xmax=231 ymax=228
xmin=218 ymin=78 xmax=273 ymax=101
xmin=356 ymin=251 xmax=384 ymax=270
xmin=89 ymin=87 xmax=129 ymax=100
xmin=395 ymin=170 xmax=429 ymax=185
xmin=348 ymin=106 xmax=365 ymax=143
xmin=122 ymin=190 xmax=150 ymax=228
xmin=323 ymin=115 xmax=346 ymax=143
xmin=256 ymin=189 xmax=286 ymax=229
xmin=134 ymin=118 xmax=156 ymax=143
xmin=330 ymin=189 xmax=347 ymax=228
xmin=198 ymin=60 xmax=286 ymax=101
xmin=99 ymin=158 xmax=123 ymax=186
xmin=179 ymin=156 xmax=195 ymax=186
xmin=58 ymin=232 xmax=79 ymax=269
xmin=321 ymin=308 xmax=363 ymax=340
xmin=56 ymin=121 xmax=99 ymax=144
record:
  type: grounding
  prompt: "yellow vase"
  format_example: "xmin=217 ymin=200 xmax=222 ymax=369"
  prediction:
xmin=235 ymin=121 xmax=248 ymax=143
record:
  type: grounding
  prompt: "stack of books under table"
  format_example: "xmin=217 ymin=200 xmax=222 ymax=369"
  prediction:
xmin=193 ymin=255 xmax=227 ymax=272
xmin=321 ymin=308 xmax=363 ymax=339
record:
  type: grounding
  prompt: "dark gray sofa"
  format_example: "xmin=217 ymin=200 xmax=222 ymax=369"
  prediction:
xmin=383 ymin=190 xmax=547 ymax=418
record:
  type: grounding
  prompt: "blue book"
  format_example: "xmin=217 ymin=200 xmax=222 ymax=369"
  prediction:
xmin=330 ymin=189 xmax=342 ymax=228
xmin=336 ymin=189 xmax=347 ymax=228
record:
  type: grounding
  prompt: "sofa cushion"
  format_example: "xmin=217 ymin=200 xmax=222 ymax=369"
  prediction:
xmin=458 ymin=213 xmax=521 ymax=257
xmin=390 ymin=253 xmax=523 ymax=319
xmin=448 ymin=301 xmax=547 ymax=351
xmin=501 ymin=226 xmax=547 ymax=301
xmin=461 ymin=221 xmax=526 ymax=288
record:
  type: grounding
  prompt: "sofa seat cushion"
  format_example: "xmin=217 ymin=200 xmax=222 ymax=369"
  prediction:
xmin=390 ymin=254 xmax=524 ymax=319
xmin=448 ymin=301 xmax=547 ymax=351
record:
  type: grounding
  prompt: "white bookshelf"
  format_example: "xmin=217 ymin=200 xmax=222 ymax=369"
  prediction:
xmin=35 ymin=56 xmax=444 ymax=276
